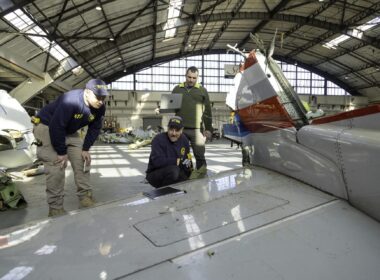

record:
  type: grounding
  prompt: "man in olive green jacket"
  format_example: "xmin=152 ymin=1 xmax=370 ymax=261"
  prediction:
xmin=172 ymin=66 xmax=212 ymax=176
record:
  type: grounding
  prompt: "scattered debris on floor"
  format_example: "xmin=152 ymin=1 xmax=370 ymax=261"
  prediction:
xmin=206 ymin=249 xmax=215 ymax=258
xmin=128 ymin=139 xmax=152 ymax=150
xmin=99 ymin=127 xmax=158 ymax=149
xmin=22 ymin=162 xmax=44 ymax=177
xmin=0 ymin=169 xmax=27 ymax=210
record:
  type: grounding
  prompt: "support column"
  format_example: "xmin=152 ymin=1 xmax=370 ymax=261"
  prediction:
xmin=10 ymin=73 xmax=54 ymax=105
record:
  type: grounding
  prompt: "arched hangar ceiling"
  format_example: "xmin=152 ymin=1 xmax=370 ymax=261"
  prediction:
xmin=0 ymin=0 xmax=379 ymax=99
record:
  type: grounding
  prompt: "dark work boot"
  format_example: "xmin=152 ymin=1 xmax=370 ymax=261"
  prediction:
xmin=79 ymin=192 xmax=95 ymax=208
xmin=48 ymin=208 xmax=67 ymax=217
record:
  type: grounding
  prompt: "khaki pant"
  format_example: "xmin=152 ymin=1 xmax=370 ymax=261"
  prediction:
xmin=183 ymin=128 xmax=206 ymax=169
xmin=33 ymin=124 xmax=92 ymax=209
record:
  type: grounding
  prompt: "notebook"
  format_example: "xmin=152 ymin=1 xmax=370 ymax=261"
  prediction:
xmin=143 ymin=187 xmax=185 ymax=200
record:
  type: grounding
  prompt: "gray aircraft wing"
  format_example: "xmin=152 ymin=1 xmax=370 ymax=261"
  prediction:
xmin=1 ymin=167 xmax=379 ymax=279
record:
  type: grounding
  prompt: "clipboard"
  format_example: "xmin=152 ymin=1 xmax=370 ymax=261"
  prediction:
xmin=143 ymin=187 xmax=186 ymax=200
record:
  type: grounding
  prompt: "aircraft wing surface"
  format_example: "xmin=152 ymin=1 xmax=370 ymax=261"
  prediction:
xmin=1 ymin=167 xmax=380 ymax=279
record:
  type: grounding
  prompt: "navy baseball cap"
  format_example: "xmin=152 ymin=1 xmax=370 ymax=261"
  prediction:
xmin=168 ymin=116 xmax=184 ymax=129
xmin=85 ymin=79 xmax=108 ymax=96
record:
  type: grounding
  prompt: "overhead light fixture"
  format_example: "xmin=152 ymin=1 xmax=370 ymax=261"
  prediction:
xmin=323 ymin=35 xmax=348 ymax=49
xmin=123 ymin=69 xmax=127 ymax=73
xmin=72 ymin=65 xmax=83 ymax=76
xmin=344 ymin=76 xmax=348 ymax=80
xmin=162 ymin=37 xmax=174 ymax=42
xmin=27 ymin=78 xmax=32 ymax=84
xmin=164 ymin=0 xmax=183 ymax=40
xmin=294 ymin=61 xmax=298 ymax=66
xmin=95 ymin=6 xmax=102 ymax=11
xmin=323 ymin=16 xmax=380 ymax=49
xmin=109 ymin=38 xmax=114 ymax=41
xmin=188 ymin=43 xmax=192 ymax=47
xmin=197 ymin=21 xmax=201 ymax=26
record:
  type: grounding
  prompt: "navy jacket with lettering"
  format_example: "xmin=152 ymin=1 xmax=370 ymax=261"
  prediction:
xmin=146 ymin=132 xmax=190 ymax=173
xmin=37 ymin=89 xmax=105 ymax=155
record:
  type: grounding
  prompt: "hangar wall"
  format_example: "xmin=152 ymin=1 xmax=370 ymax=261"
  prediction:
xmin=101 ymin=90 xmax=368 ymax=131
xmin=103 ymin=90 xmax=231 ymax=131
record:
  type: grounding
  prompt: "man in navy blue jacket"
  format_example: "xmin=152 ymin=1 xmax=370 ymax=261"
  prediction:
xmin=146 ymin=116 xmax=193 ymax=188
xmin=33 ymin=79 xmax=107 ymax=217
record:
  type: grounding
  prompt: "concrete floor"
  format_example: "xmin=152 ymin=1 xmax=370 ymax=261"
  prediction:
xmin=0 ymin=139 xmax=242 ymax=230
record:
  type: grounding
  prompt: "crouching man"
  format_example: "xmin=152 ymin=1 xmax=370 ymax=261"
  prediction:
xmin=146 ymin=116 xmax=192 ymax=188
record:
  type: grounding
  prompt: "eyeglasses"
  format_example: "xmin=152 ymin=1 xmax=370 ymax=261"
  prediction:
xmin=95 ymin=95 xmax=107 ymax=101
xmin=91 ymin=90 xmax=106 ymax=101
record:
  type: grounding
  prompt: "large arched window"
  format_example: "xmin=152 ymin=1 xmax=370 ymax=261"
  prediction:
xmin=111 ymin=54 xmax=349 ymax=96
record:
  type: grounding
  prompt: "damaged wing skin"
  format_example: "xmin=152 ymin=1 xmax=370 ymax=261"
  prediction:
xmin=0 ymin=90 xmax=36 ymax=170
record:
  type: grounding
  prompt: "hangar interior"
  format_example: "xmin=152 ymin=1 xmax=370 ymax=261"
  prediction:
xmin=0 ymin=0 xmax=379 ymax=228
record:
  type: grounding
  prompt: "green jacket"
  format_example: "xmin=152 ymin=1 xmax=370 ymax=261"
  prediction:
xmin=172 ymin=82 xmax=212 ymax=131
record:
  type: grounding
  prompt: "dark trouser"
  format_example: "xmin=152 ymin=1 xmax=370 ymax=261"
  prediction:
xmin=183 ymin=128 xmax=206 ymax=169
xmin=146 ymin=165 xmax=189 ymax=188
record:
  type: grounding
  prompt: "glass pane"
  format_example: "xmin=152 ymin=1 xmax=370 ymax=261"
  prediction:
xmin=204 ymin=69 xmax=219 ymax=76
xmin=189 ymin=55 xmax=202 ymax=61
xmin=153 ymin=75 xmax=169 ymax=83
xmin=312 ymin=73 xmax=323 ymax=80
xmin=117 ymin=74 xmax=133 ymax=82
xmin=219 ymin=84 xmax=233 ymax=92
xmin=205 ymin=54 xmax=219 ymax=61
xmin=288 ymin=79 xmax=296 ymax=87
xmin=297 ymin=87 xmax=311 ymax=94
xmin=153 ymin=67 xmax=169 ymax=75
xmin=207 ymin=84 xmax=219 ymax=92
xmin=204 ymin=61 xmax=218 ymax=68
xmin=312 ymin=80 xmax=324 ymax=87
xmin=169 ymin=83 xmax=178 ymax=90
xmin=136 ymin=74 xmax=151 ymax=82
xmin=298 ymin=71 xmax=310 ymax=79
xmin=170 ymin=75 xmax=183 ymax=84
xmin=219 ymin=54 xmax=236 ymax=62
xmin=139 ymin=68 xmax=152 ymax=74
xmin=187 ymin=60 xmax=202 ymax=68
xmin=313 ymin=88 xmax=324 ymax=95
xmin=179 ymin=59 xmax=187 ymax=68
xmin=170 ymin=60 xmax=180 ymax=67
xmin=204 ymin=77 xmax=217 ymax=84
xmin=284 ymin=72 xmax=296 ymax=80
xmin=297 ymin=79 xmax=310 ymax=87
xmin=136 ymin=83 xmax=151 ymax=91
xmin=152 ymin=83 xmax=169 ymax=91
